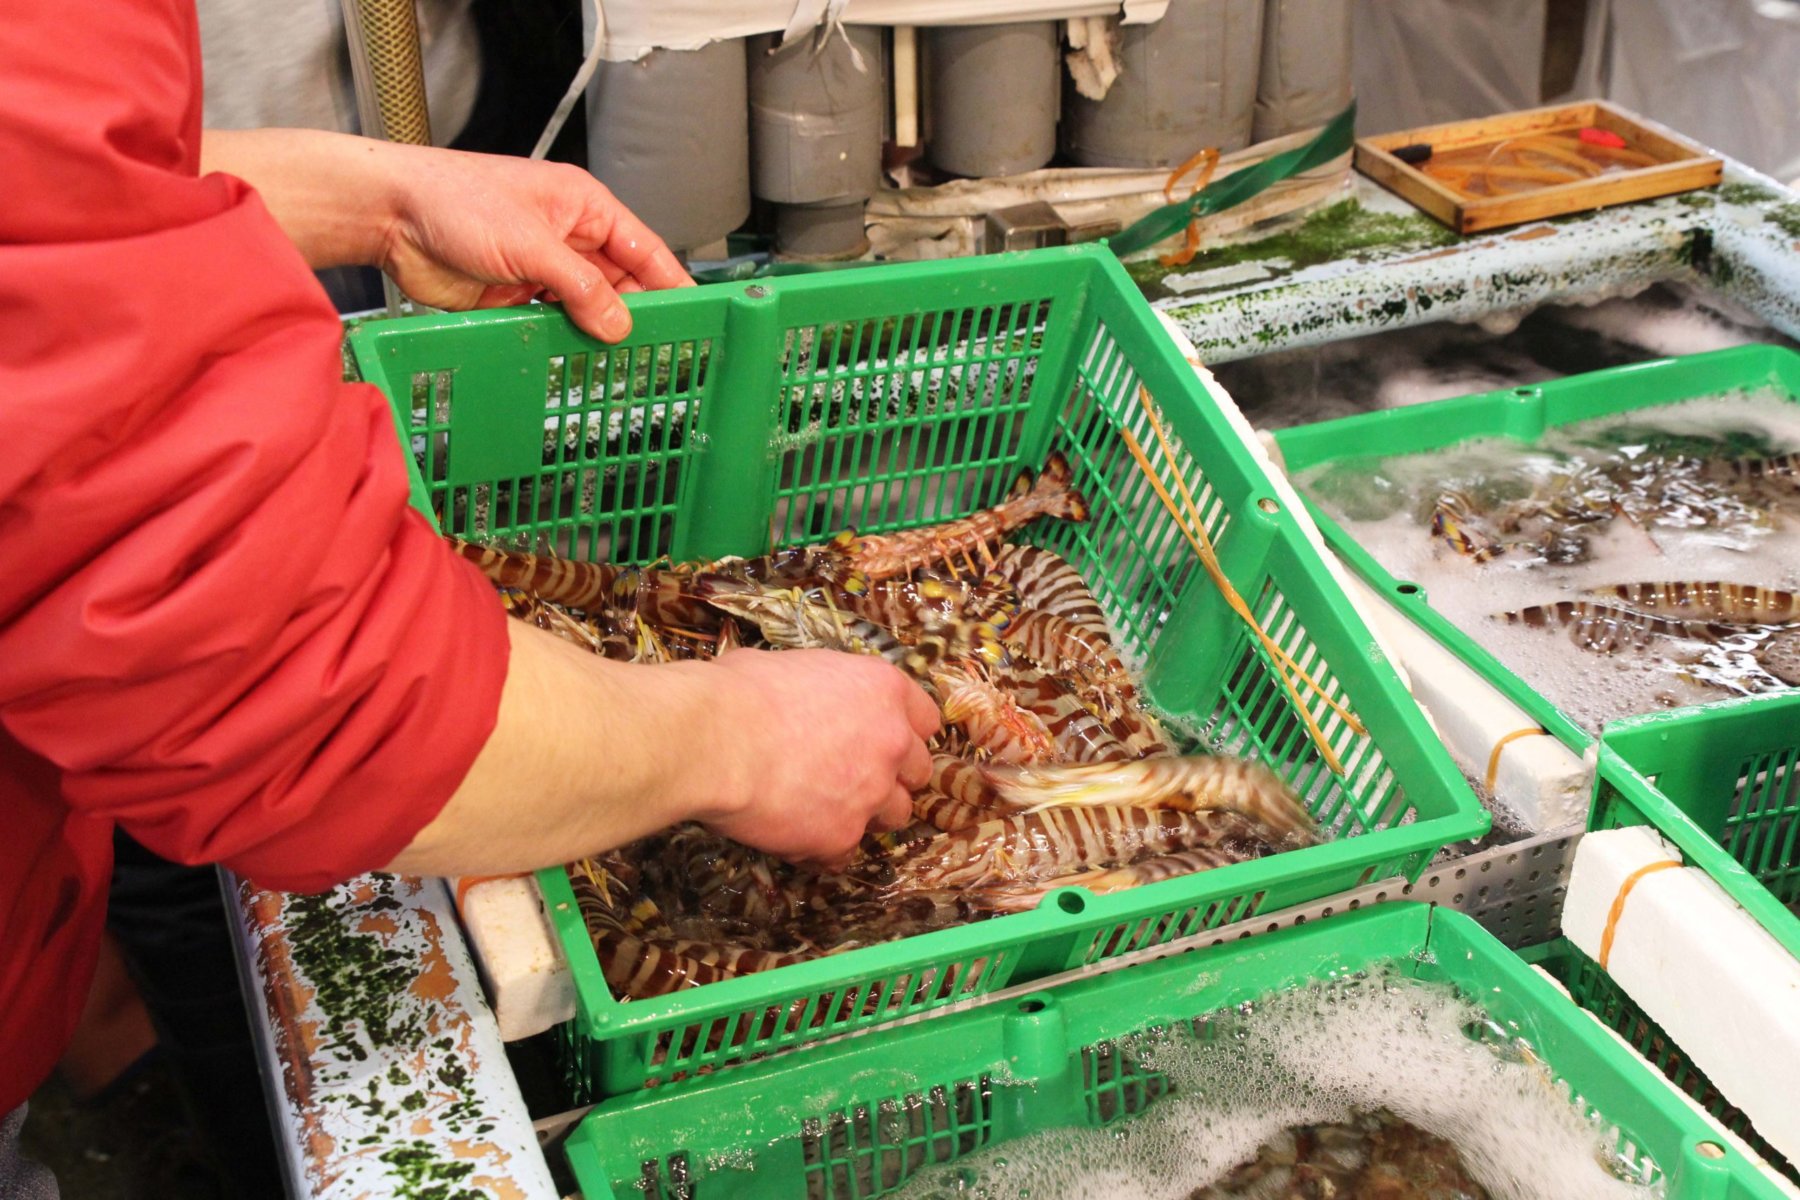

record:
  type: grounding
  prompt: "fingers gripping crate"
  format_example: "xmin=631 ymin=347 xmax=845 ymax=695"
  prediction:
xmin=564 ymin=906 xmax=1788 ymax=1200
xmin=1591 ymin=693 xmax=1800 ymax=961
xmin=347 ymin=245 xmax=1486 ymax=1099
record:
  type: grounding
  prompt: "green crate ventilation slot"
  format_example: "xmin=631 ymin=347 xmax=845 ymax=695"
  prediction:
xmin=409 ymin=337 xmax=714 ymax=559
xmin=773 ymin=301 xmax=1051 ymax=546
xmin=631 ymin=1079 xmax=995 ymax=1200
xmin=1721 ymin=747 xmax=1800 ymax=914
xmin=602 ymin=952 xmax=1018 ymax=1095
xmin=1039 ymin=321 xmax=1411 ymax=851
xmin=1035 ymin=319 xmax=1212 ymax=658
xmin=1547 ymin=942 xmax=1798 ymax=1185
xmin=1083 ymin=1029 xmax=1175 ymax=1125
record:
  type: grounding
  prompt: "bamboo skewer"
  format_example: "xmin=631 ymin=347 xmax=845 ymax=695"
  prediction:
xmin=1120 ymin=428 xmax=1350 ymax=774
xmin=1122 ymin=393 xmax=1364 ymax=775
xmin=1136 ymin=391 xmax=1365 ymax=738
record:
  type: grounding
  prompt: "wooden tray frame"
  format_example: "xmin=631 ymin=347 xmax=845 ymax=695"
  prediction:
xmin=1355 ymin=100 xmax=1722 ymax=235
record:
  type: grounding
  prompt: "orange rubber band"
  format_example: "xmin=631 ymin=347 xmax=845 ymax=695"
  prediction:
xmin=1598 ymin=860 xmax=1682 ymax=971
xmin=1157 ymin=146 xmax=1221 ymax=268
xmin=1484 ymin=726 xmax=1548 ymax=795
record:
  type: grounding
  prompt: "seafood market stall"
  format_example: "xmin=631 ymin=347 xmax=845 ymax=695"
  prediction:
xmin=230 ymin=137 xmax=1800 ymax=1199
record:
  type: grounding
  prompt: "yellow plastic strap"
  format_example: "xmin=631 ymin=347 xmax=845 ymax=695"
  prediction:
xmin=1598 ymin=859 xmax=1682 ymax=971
xmin=1483 ymin=726 xmax=1548 ymax=794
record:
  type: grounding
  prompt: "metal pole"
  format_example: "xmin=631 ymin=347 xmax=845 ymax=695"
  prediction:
xmin=340 ymin=0 xmax=434 ymax=317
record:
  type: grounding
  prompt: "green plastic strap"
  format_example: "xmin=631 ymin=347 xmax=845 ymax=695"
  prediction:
xmin=690 ymin=101 xmax=1355 ymax=283
xmin=691 ymin=256 xmax=869 ymax=284
xmin=1105 ymin=102 xmax=1357 ymax=258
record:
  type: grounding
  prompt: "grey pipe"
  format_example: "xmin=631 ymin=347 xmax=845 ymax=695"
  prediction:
xmin=1253 ymin=0 xmax=1353 ymax=142
xmin=1064 ymin=0 xmax=1264 ymax=168
xmin=586 ymin=39 xmax=751 ymax=254
xmin=924 ymin=22 xmax=1060 ymax=178
xmin=749 ymin=27 xmax=885 ymax=259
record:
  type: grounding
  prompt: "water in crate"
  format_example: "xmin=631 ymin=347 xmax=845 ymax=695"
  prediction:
xmin=896 ymin=972 xmax=1657 ymax=1200
xmin=1297 ymin=391 xmax=1800 ymax=734
xmin=456 ymin=455 xmax=1331 ymax=1004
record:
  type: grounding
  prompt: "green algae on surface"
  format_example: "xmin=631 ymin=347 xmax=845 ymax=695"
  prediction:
xmin=278 ymin=880 xmax=506 ymax=1196
xmin=284 ymin=888 xmax=422 ymax=1062
xmin=377 ymin=1142 xmax=485 ymax=1200
xmin=1122 ymin=201 xmax=1459 ymax=301
xmin=1766 ymin=202 xmax=1800 ymax=242
xmin=1718 ymin=181 xmax=1782 ymax=207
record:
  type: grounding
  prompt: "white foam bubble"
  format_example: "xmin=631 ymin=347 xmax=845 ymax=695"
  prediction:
xmin=895 ymin=973 xmax=1657 ymax=1200
xmin=1298 ymin=391 xmax=1800 ymax=735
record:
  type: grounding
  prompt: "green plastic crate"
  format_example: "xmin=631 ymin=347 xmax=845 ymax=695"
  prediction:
xmin=1273 ymin=343 xmax=1800 ymax=752
xmin=1527 ymin=936 xmax=1796 ymax=1183
xmin=563 ymin=905 xmax=1788 ymax=1199
xmin=347 ymin=245 xmax=1485 ymax=1098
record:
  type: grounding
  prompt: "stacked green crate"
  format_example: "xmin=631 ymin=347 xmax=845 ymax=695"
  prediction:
xmin=1542 ymin=690 xmax=1800 ymax=1179
xmin=562 ymin=905 xmax=1788 ymax=1199
xmin=1273 ymin=344 xmax=1800 ymax=751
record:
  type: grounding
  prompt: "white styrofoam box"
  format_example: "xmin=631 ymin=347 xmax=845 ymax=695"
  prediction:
xmin=453 ymin=875 xmax=577 ymax=1042
xmin=1564 ymin=825 xmax=1800 ymax=1166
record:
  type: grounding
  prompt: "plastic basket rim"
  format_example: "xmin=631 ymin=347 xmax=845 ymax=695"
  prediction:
xmin=1591 ymin=693 xmax=1800 ymax=961
xmin=535 ymin=796 xmax=1486 ymax=1039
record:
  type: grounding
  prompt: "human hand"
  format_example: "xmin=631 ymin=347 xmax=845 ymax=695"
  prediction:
xmin=379 ymin=147 xmax=692 ymax=342
xmin=694 ymin=649 xmax=940 ymax=869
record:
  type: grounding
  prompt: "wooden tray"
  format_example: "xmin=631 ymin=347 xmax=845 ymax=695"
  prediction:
xmin=1355 ymin=100 xmax=1722 ymax=235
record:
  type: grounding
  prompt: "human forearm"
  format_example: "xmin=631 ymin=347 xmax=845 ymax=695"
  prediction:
xmin=200 ymin=127 xmax=405 ymax=269
xmin=386 ymin=621 xmax=728 ymax=877
xmin=388 ymin=627 xmax=944 ymax=878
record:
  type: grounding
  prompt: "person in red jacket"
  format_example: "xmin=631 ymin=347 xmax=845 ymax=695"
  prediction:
xmin=0 ymin=0 xmax=937 ymax=1182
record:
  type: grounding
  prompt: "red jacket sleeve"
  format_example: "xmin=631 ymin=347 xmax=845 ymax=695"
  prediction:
xmin=0 ymin=0 xmax=509 ymax=892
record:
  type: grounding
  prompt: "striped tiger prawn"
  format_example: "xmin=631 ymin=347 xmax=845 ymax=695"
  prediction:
xmin=456 ymin=453 xmax=1317 ymax=1005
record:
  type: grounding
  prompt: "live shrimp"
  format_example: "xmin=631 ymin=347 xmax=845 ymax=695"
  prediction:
xmin=842 ymin=453 xmax=1089 ymax=581
xmin=880 ymin=806 xmax=1273 ymax=891
xmin=980 ymin=755 xmax=1316 ymax=842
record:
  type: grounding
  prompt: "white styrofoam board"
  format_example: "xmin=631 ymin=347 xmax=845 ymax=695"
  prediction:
xmin=453 ymin=875 xmax=577 ymax=1042
xmin=1565 ymin=826 xmax=1800 ymax=1167
xmin=1531 ymin=962 xmax=1800 ymax=1196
